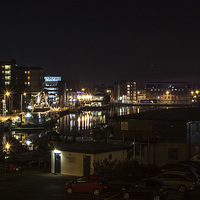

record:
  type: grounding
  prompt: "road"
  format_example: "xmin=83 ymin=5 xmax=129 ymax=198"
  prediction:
xmin=0 ymin=169 xmax=200 ymax=200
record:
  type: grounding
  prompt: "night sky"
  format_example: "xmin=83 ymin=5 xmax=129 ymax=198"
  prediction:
xmin=1 ymin=0 xmax=200 ymax=87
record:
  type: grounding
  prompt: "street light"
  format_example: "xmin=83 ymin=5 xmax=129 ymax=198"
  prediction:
xmin=21 ymin=92 xmax=27 ymax=112
xmin=3 ymin=91 xmax=10 ymax=116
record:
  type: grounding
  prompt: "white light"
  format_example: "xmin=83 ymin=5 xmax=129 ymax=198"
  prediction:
xmin=26 ymin=140 xmax=32 ymax=146
xmin=25 ymin=113 xmax=32 ymax=118
xmin=54 ymin=149 xmax=61 ymax=154
xmin=27 ymin=105 xmax=32 ymax=110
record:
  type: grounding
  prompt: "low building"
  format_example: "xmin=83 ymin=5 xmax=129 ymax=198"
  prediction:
xmin=111 ymin=107 xmax=200 ymax=167
xmin=51 ymin=141 xmax=127 ymax=176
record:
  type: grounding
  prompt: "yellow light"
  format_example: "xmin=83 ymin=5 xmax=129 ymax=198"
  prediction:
xmin=166 ymin=91 xmax=169 ymax=95
xmin=6 ymin=92 xmax=10 ymax=96
xmin=81 ymin=88 xmax=85 ymax=92
xmin=6 ymin=142 xmax=10 ymax=150
xmin=23 ymin=92 xmax=27 ymax=96
xmin=195 ymin=90 xmax=199 ymax=95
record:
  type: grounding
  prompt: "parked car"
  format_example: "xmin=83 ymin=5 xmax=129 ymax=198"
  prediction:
xmin=179 ymin=160 xmax=200 ymax=173
xmin=65 ymin=175 xmax=109 ymax=196
xmin=160 ymin=163 xmax=199 ymax=179
xmin=191 ymin=154 xmax=200 ymax=161
xmin=178 ymin=161 xmax=200 ymax=179
xmin=120 ymin=178 xmax=168 ymax=200
xmin=153 ymin=171 xmax=200 ymax=193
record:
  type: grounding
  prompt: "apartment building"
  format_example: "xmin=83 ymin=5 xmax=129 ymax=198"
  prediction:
xmin=114 ymin=80 xmax=137 ymax=103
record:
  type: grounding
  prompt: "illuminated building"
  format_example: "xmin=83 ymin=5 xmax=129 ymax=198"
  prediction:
xmin=145 ymin=82 xmax=192 ymax=104
xmin=44 ymin=76 xmax=61 ymax=107
xmin=0 ymin=59 xmax=17 ymax=112
xmin=16 ymin=66 xmax=44 ymax=94
xmin=114 ymin=80 xmax=137 ymax=103
xmin=16 ymin=66 xmax=44 ymax=109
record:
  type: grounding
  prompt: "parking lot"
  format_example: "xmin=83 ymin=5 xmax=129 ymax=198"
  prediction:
xmin=0 ymin=169 xmax=200 ymax=200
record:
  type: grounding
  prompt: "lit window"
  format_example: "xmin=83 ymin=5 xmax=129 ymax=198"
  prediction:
xmin=5 ymin=71 xmax=10 ymax=74
xmin=25 ymin=71 xmax=27 ymax=74
xmin=25 ymin=82 xmax=27 ymax=85
xmin=5 ymin=76 xmax=11 ymax=80
xmin=127 ymin=85 xmax=130 ymax=87
xmin=28 ymin=71 xmax=30 ymax=74
xmin=27 ymin=76 xmax=30 ymax=79
xmin=28 ymin=82 xmax=30 ymax=86
xmin=5 ymin=81 xmax=10 ymax=85
xmin=5 ymin=65 xmax=11 ymax=69
xmin=2 ymin=65 xmax=4 ymax=68
xmin=2 ymin=71 xmax=4 ymax=73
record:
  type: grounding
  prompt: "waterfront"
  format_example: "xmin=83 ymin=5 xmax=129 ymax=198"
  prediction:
xmin=0 ymin=104 xmax=189 ymax=150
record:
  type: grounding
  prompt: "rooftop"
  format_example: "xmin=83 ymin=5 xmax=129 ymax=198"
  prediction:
xmin=56 ymin=141 xmax=127 ymax=154
xmin=116 ymin=107 xmax=200 ymax=121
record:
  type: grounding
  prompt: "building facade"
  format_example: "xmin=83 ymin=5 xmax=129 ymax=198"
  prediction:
xmin=16 ymin=66 xmax=45 ymax=109
xmin=145 ymin=82 xmax=192 ymax=104
xmin=112 ymin=108 xmax=200 ymax=167
xmin=51 ymin=142 xmax=127 ymax=176
xmin=0 ymin=59 xmax=17 ymax=112
xmin=114 ymin=80 xmax=137 ymax=103
xmin=44 ymin=76 xmax=61 ymax=107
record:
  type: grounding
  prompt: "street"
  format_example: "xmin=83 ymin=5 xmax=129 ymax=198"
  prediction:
xmin=0 ymin=169 xmax=200 ymax=200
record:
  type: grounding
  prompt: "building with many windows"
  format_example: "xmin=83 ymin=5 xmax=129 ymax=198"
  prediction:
xmin=15 ymin=66 xmax=45 ymax=109
xmin=0 ymin=59 xmax=17 ymax=112
xmin=44 ymin=76 xmax=61 ymax=107
xmin=0 ymin=59 xmax=16 ymax=89
xmin=145 ymin=82 xmax=192 ymax=104
xmin=114 ymin=80 xmax=137 ymax=103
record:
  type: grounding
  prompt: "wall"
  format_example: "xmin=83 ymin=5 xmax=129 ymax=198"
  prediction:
xmin=51 ymin=149 xmax=127 ymax=176
xmin=134 ymin=142 xmax=188 ymax=167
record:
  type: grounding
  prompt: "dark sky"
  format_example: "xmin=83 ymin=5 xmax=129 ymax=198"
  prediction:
xmin=1 ymin=0 xmax=200 ymax=87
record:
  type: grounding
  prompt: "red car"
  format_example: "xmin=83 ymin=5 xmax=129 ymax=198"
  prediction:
xmin=65 ymin=175 xmax=109 ymax=196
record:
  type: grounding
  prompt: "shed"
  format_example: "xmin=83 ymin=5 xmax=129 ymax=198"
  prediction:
xmin=51 ymin=141 xmax=127 ymax=176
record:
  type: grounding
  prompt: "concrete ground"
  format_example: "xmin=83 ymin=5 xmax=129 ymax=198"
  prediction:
xmin=1 ymin=168 xmax=200 ymax=200
xmin=0 ymin=168 xmax=77 ymax=200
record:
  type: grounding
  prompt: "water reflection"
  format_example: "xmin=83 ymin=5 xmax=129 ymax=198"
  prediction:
xmin=57 ymin=111 xmax=107 ymax=134
xmin=4 ymin=105 xmax=177 ymax=148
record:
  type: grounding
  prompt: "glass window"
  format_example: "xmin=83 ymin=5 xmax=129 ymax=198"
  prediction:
xmin=5 ymin=76 xmax=11 ymax=80
xmin=5 ymin=65 xmax=11 ymax=69
xmin=5 ymin=71 xmax=11 ymax=74
xmin=77 ymin=177 xmax=88 ymax=183
xmin=5 ymin=81 xmax=10 ymax=85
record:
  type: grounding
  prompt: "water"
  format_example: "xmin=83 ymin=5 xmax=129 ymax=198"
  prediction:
xmin=4 ymin=105 xmax=182 ymax=147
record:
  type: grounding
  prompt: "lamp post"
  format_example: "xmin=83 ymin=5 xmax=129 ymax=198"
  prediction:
xmin=21 ymin=92 xmax=27 ymax=112
xmin=3 ymin=92 xmax=10 ymax=116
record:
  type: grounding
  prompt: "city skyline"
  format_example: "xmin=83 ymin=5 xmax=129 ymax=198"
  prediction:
xmin=1 ymin=0 xmax=200 ymax=86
